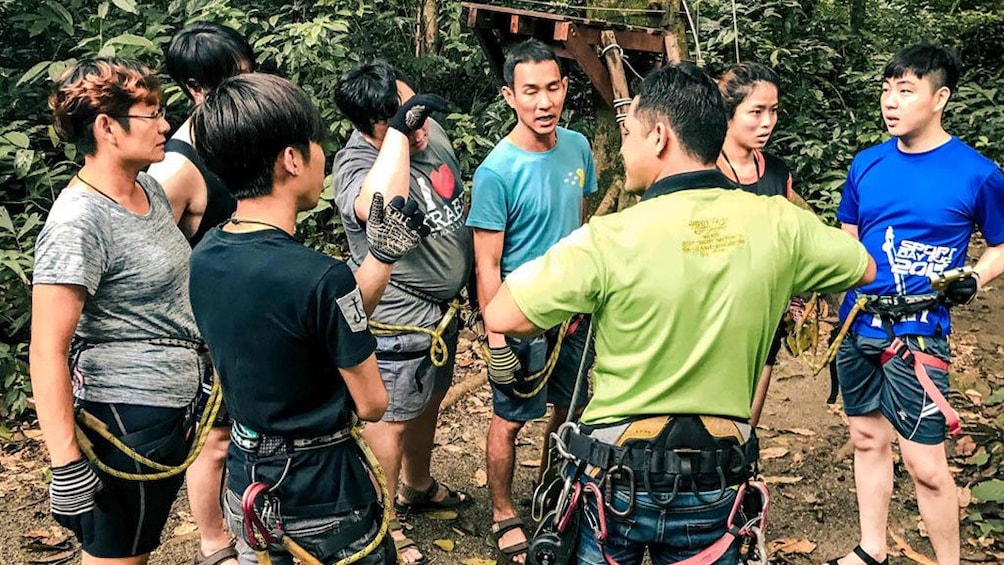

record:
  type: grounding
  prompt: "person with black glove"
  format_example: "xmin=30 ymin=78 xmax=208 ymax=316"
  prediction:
xmin=332 ymin=62 xmax=474 ymax=565
xmin=942 ymin=272 xmax=979 ymax=306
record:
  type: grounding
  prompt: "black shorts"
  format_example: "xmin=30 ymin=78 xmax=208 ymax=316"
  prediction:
xmin=77 ymin=401 xmax=191 ymax=558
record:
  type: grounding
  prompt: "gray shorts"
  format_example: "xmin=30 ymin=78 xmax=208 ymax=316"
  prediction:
xmin=375 ymin=319 xmax=458 ymax=422
xmin=836 ymin=333 xmax=951 ymax=445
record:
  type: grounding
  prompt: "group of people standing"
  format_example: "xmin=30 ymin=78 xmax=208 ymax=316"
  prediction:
xmin=26 ymin=15 xmax=1004 ymax=565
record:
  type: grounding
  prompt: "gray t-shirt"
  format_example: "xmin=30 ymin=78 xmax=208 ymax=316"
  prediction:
xmin=32 ymin=172 xmax=203 ymax=408
xmin=332 ymin=120 xmax=473 ymax=339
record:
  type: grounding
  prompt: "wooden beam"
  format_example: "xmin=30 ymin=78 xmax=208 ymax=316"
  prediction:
xmin=664 ymin=32 xmax=683 ymax=64
xmin=600 ymin=31 xmax=631 ymax=118
xmin=554 ymin=21 xmax=570 ymax=41
xmin=571 ymin=27 xmax=665 ymax=53
xmin=562 ymin=24 xmax=614 ymax=107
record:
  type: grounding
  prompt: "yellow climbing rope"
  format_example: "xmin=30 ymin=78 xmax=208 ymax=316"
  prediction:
xmin=786 ymin=294 xmax=867 ymax=375
xmin=476 ymin=317 xmax=573 ymax=399
xmin=74 ymin=374 xmax=223 ymax=481
xmin=369 ymin=299 xmax=460 ymax=368
xmin=333 ymin=415 xmax=393 ymax=565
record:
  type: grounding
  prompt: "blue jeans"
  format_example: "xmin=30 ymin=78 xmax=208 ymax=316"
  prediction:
xmin=575 ymin=484 xmax=739 ymax=565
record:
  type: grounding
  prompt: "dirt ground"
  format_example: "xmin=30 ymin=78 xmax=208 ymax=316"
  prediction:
xmin=4 ymin=246 xmax=1004 ymax=564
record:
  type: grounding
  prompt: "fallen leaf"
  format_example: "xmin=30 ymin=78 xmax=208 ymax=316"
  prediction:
xmin=519 ymin=459 xmax=540 ymax=468
xmin=426 ymin=510 xmax=458 ymax=521
xmin=767 ymin=537 xmax=816 ymax=555
xmin=762 ymin=475 xmax=803 ymax=485
xmin=473 ymin=469 xmax=487 ymax=488
xmin=172 ymin=522 xmax=198 ymax=537
xmin=965 ymin=389 xmax=983 ymax=405
xmin=461 ymin=558 xmax=497 ymax=565
xmin=958 ymin=486 xmax=972 ymax=509
xmin=440 ymin=444 xmax=464 ymax=454
xmin=23 ymin=428 xmax=44 ymax=440
xmin=781 ymin=427 xmax=816 ymax=436
xmin=889 ymin=528 xmax=937 ymax=565
xmin=954 ymin=435 xmax=977 ymax=457
xmin=760 ymin=447 xmax=789 ymax=460
xmin=27 ymin=549 xmax=76 ymax=564
xmin=433 ymin=539 xmax=455 ymax=552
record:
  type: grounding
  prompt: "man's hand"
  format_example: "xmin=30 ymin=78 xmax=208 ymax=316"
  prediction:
xmin=943 ymin=274 xmax=979 ymax=306
xmin=49 ymin=458 xmax=101 ymax=544
xmin=487 ymin=345 xmax=521 ymax=386
xmin=388 ymin=94 xmax=450 ymax=136
xmin=366 ymin=192 xmax=431 ymax=264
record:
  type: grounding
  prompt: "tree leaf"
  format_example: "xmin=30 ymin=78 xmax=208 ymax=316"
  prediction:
xmin=984 ymin=388 xmax=1004 ymax=406
xmin=43 ymin=0 xmax=73 ymax=30
xmin=110 ymin=0 xmax=138 ymax=14
xmin=97 ymin=2 xmax=108 ymax=19
xmin=971 ymin=479 xmax=1004 ymax=503
xmin=2 ymin=132 xmax=30 ymax=149
xmin=105 ymin=33 xmax=158 ymax=51
xmin=16 ymin=61 xmax=51 ymax=87
xmin=0 ymin=207 xmax=16 ymax=235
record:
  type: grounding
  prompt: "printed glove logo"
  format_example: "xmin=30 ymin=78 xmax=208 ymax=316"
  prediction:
xmin=430 ymin=164 xmax=456 ymax=199
xmin=563 ymin=168 xmax=585 ymax=189
xmin=882 ymin=226 xmax=957 ymax=293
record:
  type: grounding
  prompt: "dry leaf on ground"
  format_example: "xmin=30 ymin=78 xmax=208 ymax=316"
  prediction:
xmin=473 ymin=469 xmax=487 ymax=488
xmin=519 ymin=459 xmax=540 ymax=468
xmin=767 ymin=537 xmax=816 ymax=555
xmin=781 ymin=427 xmax=816 ymax=436
xmin=427 ymin=510 xmax=459 ymax=521
xmin=760 ymin=447 xmax=790 ymax=460
xmin=433 ymin=539 xmax=455 ymax=551
xmin=889 ymin=528 xmax=937 ymax=565
xmin=762 ymin=475 xmax=804 ymax=485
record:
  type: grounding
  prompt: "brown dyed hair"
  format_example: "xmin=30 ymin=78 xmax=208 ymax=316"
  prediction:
xmin=49 ymin=58 xmax=161 ymax=155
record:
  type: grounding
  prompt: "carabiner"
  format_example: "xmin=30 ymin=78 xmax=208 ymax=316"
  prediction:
xmin=602 ymin=465 xmax=635 ymax=519
xmin=241 ymin=482 xmax=278 ymax=552
xmin=691 ymin=467 xmax=728 ymax=504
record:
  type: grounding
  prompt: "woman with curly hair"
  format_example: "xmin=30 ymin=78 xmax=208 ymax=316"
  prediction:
xmin=30 ymin=57 xmax=204 ymax=564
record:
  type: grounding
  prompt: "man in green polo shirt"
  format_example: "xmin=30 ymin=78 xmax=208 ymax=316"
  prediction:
xmin=484 ymin=62 xmax=876 ymax=564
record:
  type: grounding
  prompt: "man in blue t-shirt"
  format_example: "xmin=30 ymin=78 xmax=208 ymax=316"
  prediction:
xmin=831 ymin=45 xmax=1004 ymax=565
xmin=467 ymin=39 xmax=597 ymax=563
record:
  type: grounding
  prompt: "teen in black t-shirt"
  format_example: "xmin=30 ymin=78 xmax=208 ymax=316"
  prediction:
xmin=189 ymin=73 xmax=431 ymax=564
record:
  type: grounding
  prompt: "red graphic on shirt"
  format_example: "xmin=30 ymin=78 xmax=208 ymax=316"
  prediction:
xmin=430 ymin=164 xmax=455 ymax=200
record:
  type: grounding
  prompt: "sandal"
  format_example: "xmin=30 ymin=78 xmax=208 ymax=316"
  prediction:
xmin=486 ymin=516 xmax=528 ymax=564
xmin=825 ymin=545 xmax=889 ymax=565
xmin=192 ymin=542 xmax=238 ymax=565
xmin=395 ymin=478 xmax=473 ymax=516
xmin=390 ymin=519 xmax=428 ymax=565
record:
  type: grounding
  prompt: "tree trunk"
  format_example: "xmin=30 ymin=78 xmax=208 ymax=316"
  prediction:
xmin=417 ymin=0 xmax=438 ymax=56
xmin=588 ymin=0 xmax=686 ymax=214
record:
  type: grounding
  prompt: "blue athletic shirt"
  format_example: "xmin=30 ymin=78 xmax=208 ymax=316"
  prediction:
xmin=467 ymin=127 xmax=598 ymax=278
xmin=837 ymin=137 xmax=1004 ymax=337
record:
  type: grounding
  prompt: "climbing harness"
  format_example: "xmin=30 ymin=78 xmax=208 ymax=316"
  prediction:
xmin=72 ymin=337 xmax=223 ymax=481
xmin=239 ymin=415 xmax=392 ymax=565
xmin=482 ymin=316 xmax=576 ymax=400
xmin=369 ymin=297 xmax=460 ymax=368
xmin=788 ymin=267 xmax=976 ymax=435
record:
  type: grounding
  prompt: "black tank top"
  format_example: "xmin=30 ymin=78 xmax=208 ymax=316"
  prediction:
xmin=722 ymin=150 xmax=792 ymax=199
xmin=164 ymin=139 xmax=236 ymax=247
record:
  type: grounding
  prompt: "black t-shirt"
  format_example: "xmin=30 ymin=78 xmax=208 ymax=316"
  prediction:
xmin=190 ymin=228 xmax=378 ymax=515
xmin=189 ymin=227 xmax=376 ymax=436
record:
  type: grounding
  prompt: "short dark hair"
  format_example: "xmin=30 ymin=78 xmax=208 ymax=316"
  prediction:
xmin=718 ymin=63 xmax=780 ymax=119
xmin=193 ymin=73 xmax=323 ymax=200
xmin=503 ymin=39 xmax=563 ymax=88
xmin=333 ymin=60 xmax=400 ymax=136
xmin=883 ymin=44 xmax=961 ymax=92
xmin=49 ymin=58 xmax=161 ymax=155
xmin=636 ymin=62 xmax=727 ymax=165
xmin=165 ymin=22 xmax=256 ymax=99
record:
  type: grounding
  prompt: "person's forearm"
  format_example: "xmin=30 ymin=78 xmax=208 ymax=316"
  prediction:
xmin=973 ymin=243 xmax=1004 ymax=288
xmin=28 ymin=351 xmax=80 ymax=466
xmin=357 ymin=129 xmax=411 ymax=222
xmin=355 ymin=255 xmax=394 ymax=316
xmin=476 ymin=261 xmax=505 ymax=346
xmin=749 ymin=367 xmax=772 ymax=427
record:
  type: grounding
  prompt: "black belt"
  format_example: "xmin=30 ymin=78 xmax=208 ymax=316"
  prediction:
xmin=231 ymin=423 xmax=352 ymax=456
xmin=861 ymin=293 xmax=939 ymax=318
xmin=567 ymin=432 xmax=757 ymax=492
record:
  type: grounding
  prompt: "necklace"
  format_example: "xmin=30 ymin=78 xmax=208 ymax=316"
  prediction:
xmin=720 ymin=150 xmax=761 ymax=190
xmin=75 ymin=174 xmax=121 ymax=204
xmin=227 ymin=216 xmax=292 ymax=235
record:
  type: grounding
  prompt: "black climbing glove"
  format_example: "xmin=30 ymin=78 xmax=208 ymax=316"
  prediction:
xmin=366 ymin=192 xmax=431 ymax=264
xmin=388 ymin=94 xmax=450 ymax=136
xmin=487 ymin=345 xmax=522 ymax=387
xmin=943 ymin=274 xmax=979 ymax=306
xmin=49 ymin=458 xmax=102 ymax=545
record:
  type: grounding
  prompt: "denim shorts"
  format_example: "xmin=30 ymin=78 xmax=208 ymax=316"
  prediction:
xmin=375 ymin=319 xmax=458 ymax=422
xmin=492 ymin=317 xmax=595 ymax=422
xmin=575 ymin=482 xmax=739 ymax=565
xmin=836 ymin=333 xmax=951 ymax=445
xmin=223 ymin=490 xmax=395 ymax=565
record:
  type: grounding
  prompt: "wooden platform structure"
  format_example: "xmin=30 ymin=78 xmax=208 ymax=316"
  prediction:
xmin=462 ymin=2 xmax=683 ymax=109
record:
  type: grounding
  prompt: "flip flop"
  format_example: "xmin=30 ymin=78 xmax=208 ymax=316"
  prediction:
xmin=825 ymin=545 xmax=889 ymax=565
xmin=390 ymin=519 xmax=428 ymax=564
xmin=192 ymin=542 xmax=238 ymax=565
xmin=395 ymin=478 xmax=473 ymax=516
